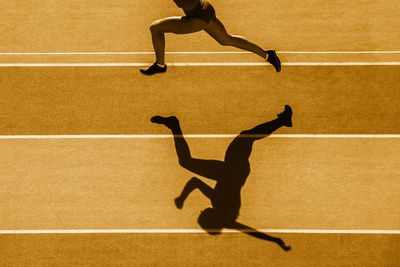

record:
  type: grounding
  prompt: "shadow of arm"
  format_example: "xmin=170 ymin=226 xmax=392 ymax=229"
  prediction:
xmin=228 ymin=221 xmax=291 ymax=251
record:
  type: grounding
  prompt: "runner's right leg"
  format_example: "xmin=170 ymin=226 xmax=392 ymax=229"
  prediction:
xmin=141 ymin=16 xmax=207 ymax=75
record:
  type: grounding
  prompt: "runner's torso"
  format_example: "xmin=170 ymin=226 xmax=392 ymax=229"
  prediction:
xmin=182 ymin=0 xmax=204 ymax=15
xmin=173 ymin=0 xmax=200 ymax=11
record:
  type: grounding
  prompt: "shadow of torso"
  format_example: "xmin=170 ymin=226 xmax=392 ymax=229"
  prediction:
xmin=212 ymin=158 xmax=251 ymax=223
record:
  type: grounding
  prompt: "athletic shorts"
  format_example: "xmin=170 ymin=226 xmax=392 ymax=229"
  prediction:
xmin=183 ymin=1 xmax=216 ymax=24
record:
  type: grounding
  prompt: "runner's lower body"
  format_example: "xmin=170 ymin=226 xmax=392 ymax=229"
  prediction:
xmin=140 ymin=1 xmax=281 ymax=75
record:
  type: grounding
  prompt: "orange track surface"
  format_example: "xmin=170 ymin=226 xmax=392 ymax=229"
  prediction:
xmin=1 ymin=0 xmax=399 ymax=265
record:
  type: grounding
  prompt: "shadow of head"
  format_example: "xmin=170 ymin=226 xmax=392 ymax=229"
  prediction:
xmin=197 ymin=208 xmax=224 ymax=235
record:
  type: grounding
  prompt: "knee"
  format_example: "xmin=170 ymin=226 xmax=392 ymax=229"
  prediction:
xmin=188 ymin=177 xmax=200 ymax=185
xmin=150 ymin=23 xmax=158 ymax=33
xmin=150 ymin=21 xmax=162 ymax=34
xmin=217 ymin=36 xmax=233 ymax=46
xmin=178 ymin=156 xmax=191 ymax=168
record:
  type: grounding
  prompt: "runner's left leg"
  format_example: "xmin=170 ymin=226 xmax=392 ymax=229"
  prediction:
xmin=204 ymin=17 xmax=281 ymax=72
xmin=150 ymin=16 xmax=207 ymax=65
xmin=205 ymin=17 xmax=266 ymax=59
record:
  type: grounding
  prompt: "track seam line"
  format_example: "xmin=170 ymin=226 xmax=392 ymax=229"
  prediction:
xmin=0 ymin=229 xmax=399 ymax=234
xmin=0 ymin=134 xmax=399 ymax=139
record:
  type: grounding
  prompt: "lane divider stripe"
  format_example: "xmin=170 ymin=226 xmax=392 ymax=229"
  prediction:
xmin=0 ymin=134 xmax=399 ymax=139
xmin=1 ymin=51 xmax=400 ymax=55
xmin=1 ymin=62 xmax=399 ymax=67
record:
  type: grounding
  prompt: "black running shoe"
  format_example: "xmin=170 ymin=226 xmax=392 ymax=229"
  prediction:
xmin=140 ymin=63 xmax=167 ymax=75
xmin=277 ymin=105 xmax=292 ymax=127
xmin=266 ymin=50 xmax=281 ymax=72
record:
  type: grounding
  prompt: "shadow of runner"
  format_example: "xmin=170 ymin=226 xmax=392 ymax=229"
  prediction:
xmin=152 ymin=105 xmax=292 ymax=251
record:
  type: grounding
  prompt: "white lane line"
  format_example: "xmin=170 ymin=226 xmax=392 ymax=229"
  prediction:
xmin=1 ymin=62 xmax=399 ymax=67
xmin=0 ymin=134 xmax=399 ymax=139
xmin=1 ymin=51 xmax=400 ymax=55
xmin=0 ymin=229 xmax=399 ymax=234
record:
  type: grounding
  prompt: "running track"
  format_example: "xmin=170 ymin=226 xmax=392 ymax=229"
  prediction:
xmin=1 ymin=0 xmax=399 ymax=265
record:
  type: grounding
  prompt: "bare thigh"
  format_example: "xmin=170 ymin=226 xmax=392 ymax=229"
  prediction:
xmin=151 ymin=16 xmax=208 ymax=34
xmin=203 ymin=17 xmax=231 ymax=43
xmin=181 ymin=158 xmax=227 ymax=182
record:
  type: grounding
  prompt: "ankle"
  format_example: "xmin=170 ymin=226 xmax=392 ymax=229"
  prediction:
xmin=264 ymin=50 xmax=268 ymax=60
